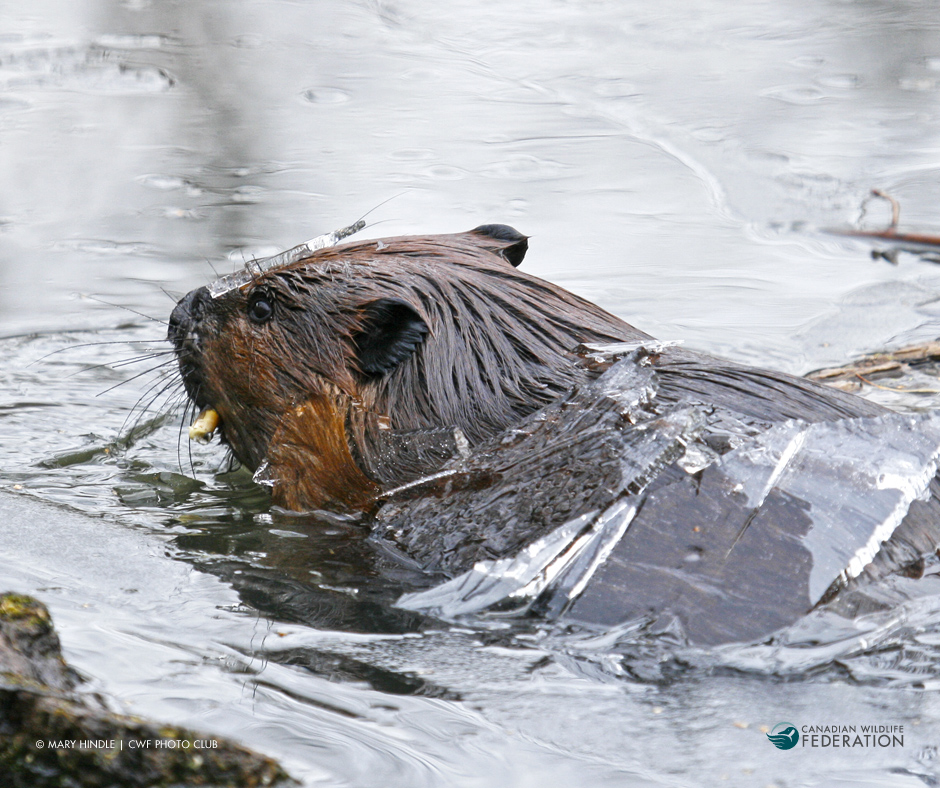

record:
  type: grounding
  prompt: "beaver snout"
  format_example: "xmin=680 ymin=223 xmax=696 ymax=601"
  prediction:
xmin=168 ymin=286 xmax=209 ymax=346
xmin=168 ymin=285 xmax=211 ymax=406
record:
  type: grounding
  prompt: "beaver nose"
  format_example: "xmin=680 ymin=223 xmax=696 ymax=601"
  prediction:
xmin=169 ymin=286 xmax=211 ymax=406
xmin=168 ymin=286 xmax=210 ymax=347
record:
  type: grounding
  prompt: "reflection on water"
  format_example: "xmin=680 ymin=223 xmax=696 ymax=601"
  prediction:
xmin=4 ymin=0 xmax=940 ymax=785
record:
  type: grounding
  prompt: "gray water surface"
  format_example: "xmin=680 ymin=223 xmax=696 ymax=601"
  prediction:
xmin=3 ymin=1 xmax=940 ymax=785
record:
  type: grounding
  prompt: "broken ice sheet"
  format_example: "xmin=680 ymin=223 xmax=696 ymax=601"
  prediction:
xmin=724 ymin=411 xmax=940 ymax=601
xmin=398 ymin=501 xmax=636 ymax=618
xmin=398 ymin=410 xmax=940 ymax=646
xmin=207 ymin=220 xmax=365 ymax=298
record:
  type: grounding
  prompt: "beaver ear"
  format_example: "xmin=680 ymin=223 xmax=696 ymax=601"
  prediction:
xmin=353 ymin=298 xmax=428 ymax=377
xmin=471 ymin=224 xmax=528 ymax=267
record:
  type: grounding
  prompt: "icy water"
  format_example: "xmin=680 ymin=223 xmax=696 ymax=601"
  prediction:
xmin=4 ymin=0 xmax=940 ymax=785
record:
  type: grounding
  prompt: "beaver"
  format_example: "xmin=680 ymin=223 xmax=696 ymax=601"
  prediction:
xmin=170 ymin=225 xmax=648 ymax=509
xmin=169 ymin=224 xmax=940 ymax=644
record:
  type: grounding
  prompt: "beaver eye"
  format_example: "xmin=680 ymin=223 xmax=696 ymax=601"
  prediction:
xmin=248 ymin=293 xmax=274 ymax=324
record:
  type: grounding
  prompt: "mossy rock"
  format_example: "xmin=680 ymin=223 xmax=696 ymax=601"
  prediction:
xmin=0 ymin=592 xmax=295 ymax=788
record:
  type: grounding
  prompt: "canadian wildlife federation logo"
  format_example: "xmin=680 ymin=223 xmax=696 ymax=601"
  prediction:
xmin=766 ymin=722 xmax=800 ymax=750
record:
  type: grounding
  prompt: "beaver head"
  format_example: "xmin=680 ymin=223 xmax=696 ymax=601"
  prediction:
xmin=169 ymin=224 xmax=646 ymax=511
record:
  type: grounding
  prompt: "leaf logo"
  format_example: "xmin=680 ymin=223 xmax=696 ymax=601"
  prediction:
xmin=766 ymin=722 xmax=800 ymax=750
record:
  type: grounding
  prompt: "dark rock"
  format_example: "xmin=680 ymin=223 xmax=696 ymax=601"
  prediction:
xmin=0 ymin=592 xmax=295 ymax=788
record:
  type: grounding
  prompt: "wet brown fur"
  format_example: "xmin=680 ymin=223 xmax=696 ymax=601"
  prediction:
xmin=173 ymin=228 xmax=646 ymax=510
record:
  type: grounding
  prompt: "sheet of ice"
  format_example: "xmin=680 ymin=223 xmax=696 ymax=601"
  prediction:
xmin=718 ymin=411 xmax=940 ymax=602
xmin=207 ymin=219 xmax=365 ymax=298
xmin=398 ymin=502 xmax=637 ymax=617
xmin=398 ymin=407 xmax=940 ymax=636
xmin=395 ymin=402 xmax=698 ymax=618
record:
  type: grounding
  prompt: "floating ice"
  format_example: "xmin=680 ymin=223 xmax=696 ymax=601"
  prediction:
xmin=717 ymin=412 xmax=940 ymax=600
xmin=207 ymin=219 xmax=365 ymax=298
xmin=394 ymin=344 xmax=940 ymax=644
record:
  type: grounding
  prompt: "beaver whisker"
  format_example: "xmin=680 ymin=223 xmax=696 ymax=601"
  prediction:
xmin=175 ymin=394 xmax=197 ymax=477
xmin=66 ymin=349 xmax=177 ymax=380
xmin=120 ymin=371 xmax=185 ymax=438
xmin=95 ymin=357 xmax=179 ymax=398
xmin=81 ymin=294 xmax=169 ymax=326
xmin=165 ymin=386 xmax=219 ymax=479
xmin=28 ymin=338 xmax=168 ymax=367
xmin=203 ymin=256 xmax=221 ymax=279
xmin=159 ymin=286 xmax=183 ymax=302
xmin=357 ymin=191 xmax=410 ymax=225
xmin=185 ymin=396 xmax=198 ymax=478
